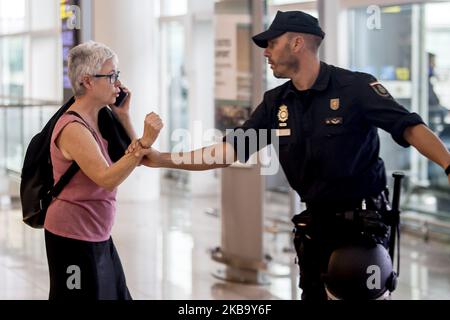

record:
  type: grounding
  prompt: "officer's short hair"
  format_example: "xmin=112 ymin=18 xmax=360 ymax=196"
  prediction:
xmin=304 ymin=34 xmax=323 ymax=51
xmin=287 ymin=32 xmax=323 ymax=52
xmin=68 ymin=41 xmax=118 ymax=96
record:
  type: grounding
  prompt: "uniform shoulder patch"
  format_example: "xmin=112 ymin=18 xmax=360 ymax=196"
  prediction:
xmin=369 ymin=81 xmax=392 ymax=98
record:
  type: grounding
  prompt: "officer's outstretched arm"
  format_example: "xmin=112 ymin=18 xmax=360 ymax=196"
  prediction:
xmin=404 ymin=124 xmax=450 ymax=183
xmin=139 ymin=142 xmax=236 ymax=170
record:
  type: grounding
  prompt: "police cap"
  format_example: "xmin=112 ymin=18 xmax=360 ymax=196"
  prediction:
xmin=252 ymin=10 xmax=325 ymax=48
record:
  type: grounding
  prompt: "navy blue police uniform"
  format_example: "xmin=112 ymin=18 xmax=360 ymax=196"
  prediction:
xmin=224 ymin=9 xmax=426 ymax=300
xmin=224 ymin=61 xmax=425 ymax=300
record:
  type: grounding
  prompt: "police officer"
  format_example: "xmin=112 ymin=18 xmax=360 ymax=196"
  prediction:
xmin=130 ymin=10 xmax=450 ymax=300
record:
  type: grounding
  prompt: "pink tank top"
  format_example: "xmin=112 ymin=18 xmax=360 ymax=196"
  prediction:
xmin=44 ymin=113 xmax=117 ymax=242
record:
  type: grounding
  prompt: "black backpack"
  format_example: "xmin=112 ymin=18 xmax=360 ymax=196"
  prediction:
xmin=20 ymin=97 xmax=131 ymax=228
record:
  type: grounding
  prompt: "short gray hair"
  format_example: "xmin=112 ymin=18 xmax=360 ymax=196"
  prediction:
xmin=68 ymin=41 xmax=118 ymax=96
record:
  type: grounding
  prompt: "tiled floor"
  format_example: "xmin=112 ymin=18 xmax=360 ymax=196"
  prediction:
xmin=1 ymin=181 xmax=450 ymax=300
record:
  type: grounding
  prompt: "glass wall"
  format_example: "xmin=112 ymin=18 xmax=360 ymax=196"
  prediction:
xmin=0 ymin=0 xmax=62 ymax=174
xmin=347 ymin=2 xmax=450 ymax=217
xmin=424 ymin=2 xmax=450 ymax=192
xmin=349 ymin=4 xmax=414 ymax=175
xmin=0 ymin=0 xmax=26 ymax=98
xmin=158 ymin=1 xmax=190 ymax=185
xmin=162 ymin=21 xmax=189 ymax=152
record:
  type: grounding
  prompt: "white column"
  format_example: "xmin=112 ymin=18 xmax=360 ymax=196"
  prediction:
xmin=318 ymin=0 xmax=347 ymax=66
xmin=92 ymin=0 xmax=160 ymax=201
xmin=187 ymin=0 xmax=218 ymax=196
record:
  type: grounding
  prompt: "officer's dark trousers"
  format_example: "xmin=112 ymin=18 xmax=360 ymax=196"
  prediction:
xmin=293 ymin=199 xmax=390 ymax=300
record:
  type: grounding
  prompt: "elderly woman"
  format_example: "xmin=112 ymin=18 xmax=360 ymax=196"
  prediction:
xmin=44 ymin=41 xmax=161 ymax=300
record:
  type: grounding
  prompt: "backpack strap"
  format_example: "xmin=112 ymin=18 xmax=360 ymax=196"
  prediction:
xmin=66 ymin=110 xmax=82 ymax=118
xmin=49 ymin=110 xmax=86 ymax=197
xmin=50 ymin=161 xmax=79 ymax=197
xmin=66 ymin=110 xmax=92 ymax=132
xmin=66 ymin=110 xmax=99 ymax=139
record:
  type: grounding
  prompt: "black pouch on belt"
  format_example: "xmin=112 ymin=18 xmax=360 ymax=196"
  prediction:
xmin=336 ymin=209 xmax=390 ymax=246
xmin=359 ymin=210 xmax=389 ymax=236
xmin=291 ymin=211 xmax=313 ymax=259
xmin=292 ymin=211 xmax=312 ymax=235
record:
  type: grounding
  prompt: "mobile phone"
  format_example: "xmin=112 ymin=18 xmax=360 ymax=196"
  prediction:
xmin=114 ymin=87 xmax=129 ymax=107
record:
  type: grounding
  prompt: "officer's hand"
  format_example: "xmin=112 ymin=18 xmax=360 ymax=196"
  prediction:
xmin=126 ymin=140 xmax=158 ymax=161
xmin=145 ymin=148 xmax=162 ymax=168
xmin=140 ymin=147 xmax=162 ymax=167
xmin=133 ymin=145 xmax=155 ymax=159
xmin=141 ymin=112 xmax=163 ymax=148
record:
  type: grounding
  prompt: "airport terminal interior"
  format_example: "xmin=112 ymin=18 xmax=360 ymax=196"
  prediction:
xmin=1 ymin=0 xmax=450 ymax=299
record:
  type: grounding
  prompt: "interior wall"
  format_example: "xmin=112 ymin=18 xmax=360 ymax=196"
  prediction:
xmin=93 ymin=0 xmax=161 ymax=201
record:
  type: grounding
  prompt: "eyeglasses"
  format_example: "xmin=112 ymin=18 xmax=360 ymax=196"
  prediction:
xmin=93 ymin=71 xmax=120 ymax=84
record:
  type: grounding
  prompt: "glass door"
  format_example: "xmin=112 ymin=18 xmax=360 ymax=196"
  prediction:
xmin=160 ymin=18 xmax=190 ymax=185
xmin=424 ymin=2 xmax=450 ymax=192
xmin=347 ymin=2 xmax=450 ymax=218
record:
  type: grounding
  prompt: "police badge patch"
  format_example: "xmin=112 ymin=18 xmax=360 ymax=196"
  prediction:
xmin=369 ymin=81 xmax=392 ymax=98
xmin=277 ymin=105 xmax=289 ymax=127
xmin=330 ymin=98 xmax=340 ymax=110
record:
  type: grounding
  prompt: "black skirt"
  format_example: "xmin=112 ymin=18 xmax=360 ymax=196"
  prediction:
xmin=44 ymin=230 xmax=132 ymax=300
